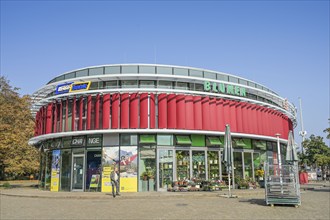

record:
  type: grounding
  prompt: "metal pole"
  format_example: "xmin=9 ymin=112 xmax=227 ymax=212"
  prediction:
xmin=298 ymin=97 xmax=307 ymax=154
xmin=275 ymin=133 xmax=283 ymax=194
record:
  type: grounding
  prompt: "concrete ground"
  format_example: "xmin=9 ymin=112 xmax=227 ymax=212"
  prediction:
xmin=0 ymin=182 xmax=329 ymax=220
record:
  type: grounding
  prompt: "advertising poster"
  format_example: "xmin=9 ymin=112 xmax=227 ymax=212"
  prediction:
xmin=50 ymin=150 xmax=61 ymax=192
xmin=102 ymin=147 xmax=119 ymax=192
xmin=120 ymin=146 xmax=138 ymax=192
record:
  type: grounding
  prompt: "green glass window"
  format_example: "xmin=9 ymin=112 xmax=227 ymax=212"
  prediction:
xmin=189 ymin=69 xmax=203 ymax=78
xmin=139 ymin=66 xmax=155 ymax=74
xmin=157 ymin=66 xmax=172 ymax=75
xmin=120 ymin=134 xmax=138 ymax=146
xmin=207 ymin=137 xmax=222 ymax=146
xmin=122 ymin=65 xmax=138 ymax=74
xmin=89 ymin=67 xmax=103 ymax=76
xmin=105 ymin=66 xmax=120 ymax=74
xmin=176 ymin=135 xmax=192 ymax=145
xmin=139 ymin=135 xmax=156 ymax=144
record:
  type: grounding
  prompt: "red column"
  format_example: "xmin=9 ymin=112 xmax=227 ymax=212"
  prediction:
xmin=209 ymin=98 xmax=217 ymax=131
xmin=140 ymin=93 xmax=148 ymax=129
xmin=185 ymin=95 xmax=194 ymax=130
xmin=103 ymin=94 xmax=110 ymax=129
xmin=216 ymin=99 xmax=225 ymax=131
xmin=59 ymin=100 xmax=63 ymax=132
xmin=46 ymin=103 xmax=53 ymax=134
xmin=251 ymin=104 xmax=257 ymax=134
xmin=223 ymin=100 xmax=230 ymax=126
xmin=150 ymin=94 xmax=155 ymax=129
xmin=229 ymin=101 xmax=237 ymax=132
xmin=193 ymin=96 xmax=202 ymax=130
xmin=78 ymin=97 xmax=83 ymax=130
xmin=202 ymin=97 xmax=210 ymax=130
xmin=65 ymin=99 xmax=69 ymax=132
xmin=53 ymin=102 xmax=57 ymax=133
xmin=158 ymin=94 xmax=168 ymax=129
xmin=167 ymin=94 xmax=177 ymax=129
xmin=236 ymin=102 xmax=242 ymax=133
xmin=71 ymin=97 xmax=76 ymax=131
xmin=112 ymin=93 xmax=120 ymax=129
xmin=129 ymin=93 xmax=139 ymax=129
xmin=176 ymin=95 xmax=186 ymax=129
xmin=87 ymin=95 xmax=92 ymax=130
xmin=120 ymin=93 xmax=129 ymax=129
xmin=241 ymin=102 xmax=248 ymax=133
xmin=95 ymin=95 xmax=100 ymax=129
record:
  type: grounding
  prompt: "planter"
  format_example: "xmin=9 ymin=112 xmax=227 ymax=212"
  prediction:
xmin=258 ymin=180 xmax=265 ymax=188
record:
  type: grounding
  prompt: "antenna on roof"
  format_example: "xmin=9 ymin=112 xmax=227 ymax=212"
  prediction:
xmin=298 ymin=97 xmax=307 ymax=154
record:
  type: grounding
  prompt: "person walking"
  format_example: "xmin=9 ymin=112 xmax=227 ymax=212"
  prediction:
xmin=110 ymin=166 xmax=120 ymax=198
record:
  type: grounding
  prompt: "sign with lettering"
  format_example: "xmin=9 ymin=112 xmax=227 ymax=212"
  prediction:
xmin=55 ymin=82 xmax=73 ymax=95
xmin=87 ymin=135 xmax=102 ymax=147
xmin=71 ymin=136 xmax=86 ymax=146
xmin=204 ymin=81 xmax=246 ymax=97
xmin=69 ymin=81 xmax=91 ymax=92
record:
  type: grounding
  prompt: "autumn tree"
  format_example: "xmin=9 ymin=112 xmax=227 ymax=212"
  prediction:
xmin=0 ymin=76 xmax=39 ymax=180
xmin=301 ymin=134 xmax=330 ymax=179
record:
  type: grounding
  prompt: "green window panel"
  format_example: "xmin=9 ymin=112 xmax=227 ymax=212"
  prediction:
xmin=139 ymin=135 xmax=156 ymax=144
xmin=191 ymin=134 xmax=205 ymax=147
xmin=176 ymin=135 xmax=192 ymax=145
xmin=207 ymin=136 xmax=222 ymax=146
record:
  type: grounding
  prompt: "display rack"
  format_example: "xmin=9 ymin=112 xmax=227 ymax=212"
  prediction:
xmin=264 ymin=162 xmax=301 ymax=207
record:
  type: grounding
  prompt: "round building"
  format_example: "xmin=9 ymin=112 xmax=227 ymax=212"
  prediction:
xmin=29 ymin=64 xmax=296 ymax=192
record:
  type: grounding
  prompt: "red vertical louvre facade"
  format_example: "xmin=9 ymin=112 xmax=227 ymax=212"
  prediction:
xmin=193 ymin=96 xmax=202 ymax=130
xmin=202 ymin=97 xmax=210 ymax=130
xmin=140 ymin=93 xmax=149 ymax=129
xmin=129 ymin=93 xmax=139 ymax=129
xmin=120 ymin=93 xmax=130 ymax=129
xmin=111 ymin=93 xmax=120 ymax=129
xmin=209 ymin=98 xmax=217 ymax=131
xmin=87 ymin=95 xmax=92 ymax=130
xmin=216 ymin=99 xmax=225 ymax=131
xmin=222 ymin=100 xmax=230 ymax=127
xmin=158 ymin=94 xmax=167 ymax=129
xmin=78 ymin=97 xmax=83 ymax=131
xmin=167 ymin=94 xmax=177 ymax=129
xmin=102 ymin=94 xmax=110 ymax=129
xmin=251 ymin=104 xmax=258 ymax=134
xmin=185 ymin=95 xmax=194 ymax=130
xmin=59 ymin=101 xmax=63 ymax=132
xmin=46 ymin=103 xmax=52 ymax=134
xmin=65 ymin=99 xmax=69 ymax=132
xmin=71 ymin=97 xmax=76 ymax=131
xmin=229 ymin=101 xmax=237 ymax=132
xmin=150 ymin=94 xmax=155 ymax=129
xmin=53 ymin=102 xmax=57 ymax=133
xmin=176 ymin=95 xmax=186 ymax=129
xmin=236 ymin=102 xmax=243 ymax=133
xmin=95 ymin=95 xmax=100 ymax=129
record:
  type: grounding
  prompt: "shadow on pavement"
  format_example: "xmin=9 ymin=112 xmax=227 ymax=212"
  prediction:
xmin=239 ymin=198 xmax=267 ymax=206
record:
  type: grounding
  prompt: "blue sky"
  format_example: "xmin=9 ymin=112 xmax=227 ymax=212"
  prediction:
xmin=1 ymin=1 xmax=329 ymax=144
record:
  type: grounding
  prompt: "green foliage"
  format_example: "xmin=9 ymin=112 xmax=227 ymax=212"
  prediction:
xmin=301 ymin=134 xmax=330 ymax=170
xmin=324 ymin=119 xmax=330 ymax=140
xmin=0 ymin=76 xmax=39 ymax=180
xmin=2 ymin=182 xmax=11 ymax=188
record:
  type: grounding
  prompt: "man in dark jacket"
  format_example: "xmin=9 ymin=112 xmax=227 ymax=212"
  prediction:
xmin=110 ymin=166 xmax=120 ymax=197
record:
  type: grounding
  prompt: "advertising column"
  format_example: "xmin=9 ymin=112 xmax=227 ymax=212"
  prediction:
xmin=50 ymin=150 xmax=61 ymax=192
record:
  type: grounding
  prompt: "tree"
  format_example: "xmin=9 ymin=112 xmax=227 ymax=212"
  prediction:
xmin=302 ymin=134 xmax=330 ymax=179
xmin=0 ymin=76 xmax=39 ymax=180
xmin=324 ymin=119 xmax=330 ymax=140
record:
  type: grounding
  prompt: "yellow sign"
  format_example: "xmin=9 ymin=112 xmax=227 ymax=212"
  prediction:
xmin=120 ymin=177 xmax=137 ymax=192
xmin=101 ymin=166 xmax=112 ymax=192
xmin=50 ymin=171 xmax=59 ymax=192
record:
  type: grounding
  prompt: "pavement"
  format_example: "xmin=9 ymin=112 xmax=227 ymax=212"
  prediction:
xmin=1 ymin=181 xmax=329 ymax=220
xmin=0 ymin=181 xmax=329 ymax=200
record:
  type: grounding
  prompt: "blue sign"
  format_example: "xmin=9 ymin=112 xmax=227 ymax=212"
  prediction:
xmin=70 ymin=82 xmax=91 ymax=92
xmin=55 ymin=82 xmax=73 ymax=95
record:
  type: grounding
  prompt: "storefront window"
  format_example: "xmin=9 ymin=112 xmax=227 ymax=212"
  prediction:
xmin=192 ymin=151 xmax=206 ymax=180
xmin=244 ymin=152 xmax=252 ymax=179
xmin=176 ymin=150 xmax=190 ymax=180
xmin=86 ymin=149 xmax=102 ymax=191
xmin=138 ymin=146 xmax=156 ymax=192
xmin=208 ymin=151 xmax=220 ymax=179
xmin=158 ymin=149 xmax=174 ymax=190
xmin=120 ymin=146 xmax=138 ymax=192
xmin=60 ymin=149 xmax=71 ymax=191
xmin=102 ymin=146 xmax=119 ymax=193
xmin=120 ymin=134 xmax=138 ymax=146
xmin=233 ymin=152 xmax=243 ymax=179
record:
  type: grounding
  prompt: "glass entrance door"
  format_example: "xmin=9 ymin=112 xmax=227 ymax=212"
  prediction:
xmin=158 ymin=149 xmax=174 ymax=191
xmin=72 ymin=155 xmax=85 ymax=191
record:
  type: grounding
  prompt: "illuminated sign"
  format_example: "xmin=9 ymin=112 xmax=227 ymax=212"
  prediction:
xmin=204 ymin=81 xmax=246 ymax=97
xmin=69 ymin=81 xmax=91 ymax=92
xmin=55 ymin=81 xmax=91 ymax=94
xmin=55 ymin=82 xmax=73 ymax=95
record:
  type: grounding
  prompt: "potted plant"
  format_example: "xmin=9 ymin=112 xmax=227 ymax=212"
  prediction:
xmin=176 ymin=151 xmax=184 ymax=165
xmin=255 ymin=169 xmax=265 ymax=188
